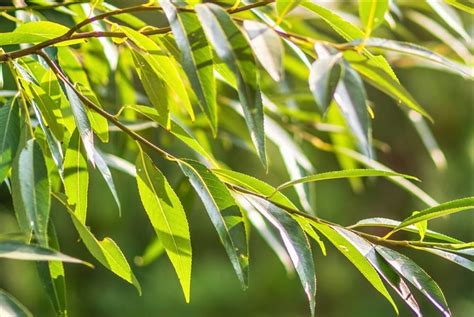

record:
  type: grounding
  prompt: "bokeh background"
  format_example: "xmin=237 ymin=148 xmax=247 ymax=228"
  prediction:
xmin=0 ymin=1 xmax=473 ymax=316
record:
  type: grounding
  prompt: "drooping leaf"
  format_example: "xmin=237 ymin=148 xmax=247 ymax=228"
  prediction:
xmin=444 ymin=0 xmax=474 ymax=14
xmin=248 ymin=197 xmax=316 ymax=316
xmin=376 ymin=245 xmax=451 ymax=316
xmin=243 ymin=20 xmax=284 ymax=82
xmin=354 ymin=38 xmax=473 ymax=79
xmin=63 ymin=131 xmax=89 ymax=224
xmin=0 ymin=21 xmax=69 ymax=45
xmin=310 ymin=221 xmax=398 ymax=314
xmin=0 ymin=288 xmax=33 ymax=317
xmin=54 ymin=193 xmax=141 ymax=294
xmin=351 ymin=217 xmax=463 ymax=243
xmin=179 ymin=159 xmax=249 ymax=288
xmin=0 ymin=240 xmax=89 ymax=264
xmin=136 ymin=149 xmax=192 ymax=302
xmin=94 ymin=150 xmax=121 ymax=215
xmin=0 ymin=98 xmax=20 ymax=184
xmin=309 ymin=47 xmax=342 ymax=113
xmin=160 ymin=0 xmax=217 ymax=134
xmin=334 ymin=62 xmax=372 ymax=158
xmin=333 ymin=227 xmax=420 ymax=316
xmin=427 ymin=0 xmax=471 ymax=42
xmin=196 ymin=3 xmax=266 ymax=167
xmin=359 ymin=0 xmax=389 ymax=33
xmin=12 ymin=139 xmax=50 ymax=244
xmin=394 ymin=197 xmax=474 ymax=230
xmin=63 ymin=85 xmax=95 ymax=165
xmin=414 ymin=247 xmax=474 ymax=271
xmin=276 ymin=168 xmax=417 ymax=192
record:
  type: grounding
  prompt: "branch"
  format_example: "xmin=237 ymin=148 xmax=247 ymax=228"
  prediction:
xmin=0 ymin=1 xmax=87 ymax=12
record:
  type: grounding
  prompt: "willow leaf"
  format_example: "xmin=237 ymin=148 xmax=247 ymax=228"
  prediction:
xmin=276 ymin=0 xmax=303 ymax=19
xmin=0 ymin=289 xmax=33 ymax=317
xmin=0 ymin=98 xmax=20 ymax=184
xmin=179 ymin=159 xmax=249 ymax=288
xmin=0 ymin=21 xmax=68 ymax=45
xmin=160 ymin=0 xmax=217 ymax=134
xmin=136 ymin=150 xmax=192 ymax=302
xmin=359 ymin=0 xmax=389 ymax=32
xmin=196 ymin=3 xmax=266 ymax=167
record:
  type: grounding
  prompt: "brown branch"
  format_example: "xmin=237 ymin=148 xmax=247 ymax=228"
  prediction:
xmin=0 ymin=1 xmax=87 ymax=11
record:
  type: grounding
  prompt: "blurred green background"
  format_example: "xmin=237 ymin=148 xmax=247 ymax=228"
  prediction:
xmin=1 ymin=1 xmax=473 ymax=317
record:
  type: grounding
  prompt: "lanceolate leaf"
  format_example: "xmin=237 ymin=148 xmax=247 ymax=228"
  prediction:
xmin=0 ymin=21 xmax=68 ymax=45
xmin=415 ymin=247 xmax=474 ymax=272
xmin=249 ymin=197 xmax=316 ymax=316
xmin=54 ymin=193 xmax=141 ymax=294
xmin=334 ymin=62 xmax=372 ymax=158
xmin=0 ymin=98 xmax=20 ymax=184
xmin=13 ymin=139 xmax=50 ymax=245
xmin=276 ymin=168 xmax=417 ymax=192
xmin=0 ymin=240 xmax=88 ymax=264
xmin=0 ymin=288 xmax=33 ymax=317
xmin=136 ymin=150 xmax=192 ymax=302
xmin=243 ymin=20 xmax=284 ymax=82
xmin=160 ymin=0 xmax=217 ymax=134
xmin=444 ymin=0 xmax=474 ymax=14
xmin=311 ymin=222 xmax=398 ymax=314
xmin=63 ymin=132 xmax=88 ymax=224
xmin=64 ymin=85 xmax=95 ymax=165
xmin=94 ymin=150 xmax=121 ymax=215
xmin=196 ymin=3 xmax=267 ymax=168
xmin=359 ymin=0 xmax=389 ymax=33
xmin=376 ymin=245 xmax=451 ymax=316
xmin=276 ymin=0 xmax=303 ymax=19
xmin=395 ymin=197 xmax=474 ymax=230
xmin=179 ymin=159 xmax=249 ymax=288
xmin=333 ymin=227 xmax=420 ymax=316
xmin=309 ymin=49 xmax=342 ymax=113
xmin=354 ymin=38 xmax=473 ymax=79
xmin=427 ymin=0 xmax=471 ymax=42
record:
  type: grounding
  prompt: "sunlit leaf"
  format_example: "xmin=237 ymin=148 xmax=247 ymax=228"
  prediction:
xmin=359 ymin=0 xmax=389 ymax=33
xmin=427 ymin=0 xmax=471 ymax=42
xmin=0 ymin=98 xmax=20 ymax=184
xmin=136 ymin=149 xmax=192 ymax=302
xmin=0 ymin=288 xmax=33 ymax=317
xmin=0 ymin=21 xmax=69 ymax=45
xmin=276 ymin=0 xmax=303 ymax=19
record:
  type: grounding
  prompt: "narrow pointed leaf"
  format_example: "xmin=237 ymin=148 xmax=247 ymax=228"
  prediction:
xmin=427 ymin=0 xmax=471 ymax=42
xmin=309 ymin=51 xmax=342 ymax=113
xmin=94 ymin=150 xmax=121 ymax=215
xmin=196 ymin=3 xmax=266 ymax=167
xmin=395 ymin=197 xmax=474 ymax=230
xmin=311 ymin=222 xmax=397 ymax=314
xmin=0 ymin=289 xmax=33 ymax=317
xmin=376 ymin=245 xmax=451 ymax=316
xmin=276 ymin=0 xmax=303 ymax=19
xmin=63 ymin=132 xmax=89 ymax=224
xmin=243 ymin=20 xmax=284 ymax=82
xmin=12 ymin=139 xmax=50 ymax=244
xmin=249 ymin=197 xmax=316 ymax=316
xmin=0 ymin=21 xmax=69 ymax=45
xmin=136 ymin=150 xmax=192 ymax=302
xmin=179 ymin=159 xmax=249 ymax=288
xmin=54 ymin=193 xmax=141 ymax=294
xmin=334 ymin=63 xmax=372 ymax=157
xmin=415 ymin=247 xmax=474 ymax=271
xmin=160 ymin=0 xmax=217 ymax=134
xmin=0 ymin=98 xmax=20 ymax=183
xmin=444 ymin=0 xmax=474 ymax=14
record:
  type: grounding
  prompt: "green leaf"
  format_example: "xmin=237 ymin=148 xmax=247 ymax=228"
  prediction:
xmin=136 ymin=149 xmax=192 ymax=302
xmin=376 ymin=245 xmax=451 ymax=316
xmin=179 ymin=160 xmax=249 ymax=288
xmin=334 ymin=61 xmax=372 ymax=158
xmin=12 ymin=139 xmax=50 ymax=244
xmin=0 ymin=98 xmax=20 ymax=184
xmin=63 ymin=131 xmax=89 ymax=224
xmin=275 ymin=168 xmax=418 ymax=192
xmin=63 ymin=85 xmax=95 ymax=165
xmin=311 ymin=222 xmax=397 ymax=314
xmin=351 ymin=217 xmax=463 ymax=243
xmin=355 ymin=38 xmax=473 ymax=79
xmin=134 ymin=237 xmax=165 ymax=267
xmin=243 ymin=20 xmax=284 ymax=82
xmin=120 ymin=26 xmax=194 ymax=124
xmin=333 ymin=227 xmax=420 ymax=316
xmin=444 ymin=0 xmax=474 ymax=14
xmin=394 ymin=197 xmax=474 ymax=230
xmin=196 ymin=3 xmax=267 ymax=168
xmin=427 ymin=0 xmax=471 ymax=42
xmin=276 ymin=0 xmax=303 ymax=19
xmin=0 ymin=21 xmax=68 ymax=45
xmin=248 ymin=197 xmax=316 ymax=316
xmin=414 ymin=247 xmax=474 ymax=271
xmin=54 ymin=193 xmax=142 ymax=294
xmin=0 ymin=288 xmax=33 ymax=317
xmin=359 ymin=0 xmax=389 ymax=33
xmin=160 ymin=0 xmax=217 ymax=134
xmin=309 ymin=46 xmax=342 ymax=113
xmin=94 ymin=150 xmax=121 ymax=216
xmin=77 ymin=85 xmax=109 ymax=143
xmin=0 ymin=240 xmax=88 ymax=264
